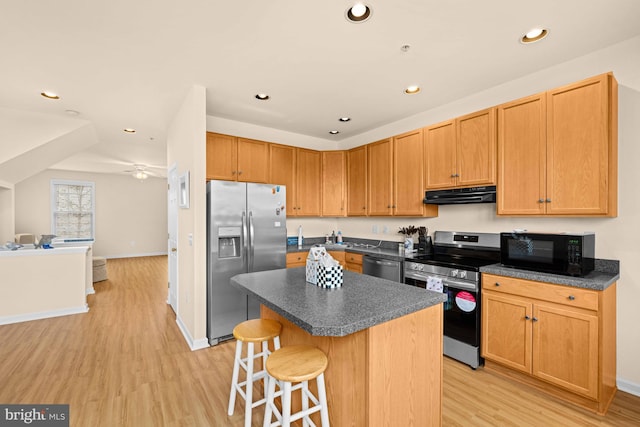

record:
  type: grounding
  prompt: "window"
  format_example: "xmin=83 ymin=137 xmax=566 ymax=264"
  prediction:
xmin=50 ymin=180 xmax=95 ymax=240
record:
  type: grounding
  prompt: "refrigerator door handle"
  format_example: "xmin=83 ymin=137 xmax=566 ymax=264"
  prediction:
xmin=242 ymin=211 xmax=248 ymax=263
xmin=248 ymin=211 xmax=255 ymax=271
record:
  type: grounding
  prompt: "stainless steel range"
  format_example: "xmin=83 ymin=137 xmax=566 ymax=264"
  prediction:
xmin=404 ymin=231 xmax=500 ymax=369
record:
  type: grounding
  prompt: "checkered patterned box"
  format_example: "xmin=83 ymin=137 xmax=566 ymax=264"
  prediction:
xmin=306 ymin=247 xmax=328 ymax=285
xmin=317 ymin=264 xmax=343 ymax=289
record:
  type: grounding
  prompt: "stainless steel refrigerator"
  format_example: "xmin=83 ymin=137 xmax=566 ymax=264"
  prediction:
xmin=207 ymin=180 xmax=287 ymax=345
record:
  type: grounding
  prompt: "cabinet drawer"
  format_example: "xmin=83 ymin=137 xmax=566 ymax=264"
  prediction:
xmin=482 ymin=274 xmax=598 ymax=311
xmin=345 ymin=252 xmax=363 ymax=265
xmin=286 ymin=252 xmax=306 ymax=267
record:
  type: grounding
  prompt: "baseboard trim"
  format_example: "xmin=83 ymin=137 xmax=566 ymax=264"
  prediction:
xmin=0 ymin=304 xmax=89 ymax=326
xmin=104 ymin=251 xmax=168 ymax=259
xmin=618 ymin=378 xmax=640 ymax=397
xmin=176 ymin=314 xmax=210 ymax=351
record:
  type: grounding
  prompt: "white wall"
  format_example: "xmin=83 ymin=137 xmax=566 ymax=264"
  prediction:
xmin=0 ymin=180 xmax=15 ymax=243
xmin=206 ymin=36 xmax=640 ymax=393
xmin=14 ymin=170 xmax=167 ymax=258
xmin=167 ymin=85 xmax=208 ymax=350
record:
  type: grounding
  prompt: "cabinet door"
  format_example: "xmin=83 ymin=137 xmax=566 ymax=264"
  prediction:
xmin=322 ymin=151 xmax=347 ymax=216
xmin=237 ymin=138 xmax=269 ymax=183
xmin=206 ymin=132 xmax=237 ymax=181
xmin=546 ymin=74 xmax=614 ymax=215
xmin=347 ymin=145 xmax=367 ymax=216
xmin=296 ymin=148 xmax=322 ymax=216
xmin=424 ymin=120 xmax=456 ymax=189
xmin=482 ymin=291 xmax=532 ymax=374
xmin=456 ymin=108 xmax=496 ymax=187
xmin=532 ymin=302 xmax=599 ymax=399
xmin=393 ymin=129 xmax=425 ymax=216
xmin=497 ymin=94 xmax=547 ymax=215
xmin=367 ymin=138 xmax=394 ymax=216
xmin=270 ymin=144 xmax=296 ymax=216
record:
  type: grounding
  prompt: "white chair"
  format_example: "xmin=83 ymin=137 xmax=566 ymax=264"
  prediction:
xmin=263 ymin=345 xmax=330 ymax=427
xmin=228 ymin=319 xmax=282 ymax=427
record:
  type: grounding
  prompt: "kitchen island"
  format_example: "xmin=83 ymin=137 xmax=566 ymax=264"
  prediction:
xmin=231 ymin=267 xmax=447 ymax=426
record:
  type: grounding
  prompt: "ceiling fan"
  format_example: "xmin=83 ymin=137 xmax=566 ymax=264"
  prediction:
xmin=124 ymin=164 xmax=153 ymax=180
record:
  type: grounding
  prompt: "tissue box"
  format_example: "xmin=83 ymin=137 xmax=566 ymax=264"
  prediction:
xmin=306 ymin=247 xmax=328 ymax=285
xmin=317 ymin=264 xmax=343 ymax=289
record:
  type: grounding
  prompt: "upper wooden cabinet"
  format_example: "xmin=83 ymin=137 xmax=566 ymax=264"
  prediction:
xmin=269 ymin=145 xmax=321 ymax=217
xmin=497 ymin=73 xmax=618 ymax=217
xmin=294 ymin=148 xmax=322 ymax=216
xmin=206 ymin=132 xmax=269 ymax=183
xmin=269 ymin=144 xmax=296 ymax=216
xmin=322 ymin=151 xmax=347 ymax=217
xmin=347 ymin=145 xmax=367 ymax=216
xmin=394 ymin=129 xmax=437 ymax=216
xmin=367 ymin=132 xmax=438 ymax=217
xmin=425 ymin=108 xmax=496 ymax=189
xmin=367 ymin=138 xmax=394 ymax=216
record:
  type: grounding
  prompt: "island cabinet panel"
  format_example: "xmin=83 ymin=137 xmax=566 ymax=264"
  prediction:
xmin=497 ymin=72 xmax=618 ymax=217
xmin=269 ymin=144 xmax=296 ymax=217
xmin=261 ymin=303 xmax=443 ymax=427
xmin=347 ymin=145 xmax=368 ymax=216
xmin=321 ymin=151 xmax=347 ymax=216
xmin=481 ymin=273 xmax=617 ymax=415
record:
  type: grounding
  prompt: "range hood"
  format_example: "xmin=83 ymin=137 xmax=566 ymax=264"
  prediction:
xmin=424 ymin=186 xmax=496 ymax=205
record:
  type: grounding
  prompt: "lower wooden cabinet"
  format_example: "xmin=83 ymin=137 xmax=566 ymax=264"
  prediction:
xmin=286 ymin=252 xmax=306 ymax=268
xmin=328 ymin=251 xmax=346 ymax=267
xmin=345 ymin=252 xmax=363 ymax=273
xmin=481 ymin=273 xmax=616 ymax=414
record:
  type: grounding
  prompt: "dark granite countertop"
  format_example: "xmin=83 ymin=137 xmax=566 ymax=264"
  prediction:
xmin=287 ymin=242 xmax=423 ymax=262
xmin=480 ymin=259 xmax=620 ymax=291
xmin=230 ymin=268 xmax=446 ymax=337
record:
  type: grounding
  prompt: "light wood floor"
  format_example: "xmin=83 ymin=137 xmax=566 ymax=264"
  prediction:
xmin=1 ymin=256 xmax=638 ymax=426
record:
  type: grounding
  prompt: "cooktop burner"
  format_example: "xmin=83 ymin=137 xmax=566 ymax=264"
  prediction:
xmin=408 ymin=231 xmax=501 ymax=271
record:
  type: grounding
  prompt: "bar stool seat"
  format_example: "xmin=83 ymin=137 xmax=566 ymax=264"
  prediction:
xmin=264 ymin=345 xmax=330 ymax=427
xmin=228 ymin=319 xmax=282 ymax=427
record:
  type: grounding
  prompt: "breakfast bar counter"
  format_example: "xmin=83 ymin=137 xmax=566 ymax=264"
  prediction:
xmin=231 ymin=268 xmax=446 ymax=426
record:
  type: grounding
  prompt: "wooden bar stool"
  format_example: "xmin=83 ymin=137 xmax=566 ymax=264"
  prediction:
xmin=228 ymin=319 xmax=282 ymax=427
xmin=263 ymin=345 xmax=330 ymax=427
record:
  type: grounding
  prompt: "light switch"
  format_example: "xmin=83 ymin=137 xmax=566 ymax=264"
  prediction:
xmin=188 ymin=233 xmax=193 ymax=246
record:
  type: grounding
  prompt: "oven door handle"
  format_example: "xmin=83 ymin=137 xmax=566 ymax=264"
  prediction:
xmin=404 ymin=273 xmax=477 ymax=291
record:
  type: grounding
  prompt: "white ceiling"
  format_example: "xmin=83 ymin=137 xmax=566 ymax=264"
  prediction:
xmin=1 ymin=0 xmax=640 ymax=181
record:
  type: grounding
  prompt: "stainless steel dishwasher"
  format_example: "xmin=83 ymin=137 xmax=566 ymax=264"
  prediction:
xmin=362 ymin=255 xmax=402 ymax=282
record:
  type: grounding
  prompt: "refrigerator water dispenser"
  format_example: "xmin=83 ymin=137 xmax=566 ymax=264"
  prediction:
xmin=218 ymin=226 xmax=240 ymax=258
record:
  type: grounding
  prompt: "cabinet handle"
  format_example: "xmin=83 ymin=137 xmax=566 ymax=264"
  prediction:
xmin=362 ymin=206 xmax=366 ymax=210
xmin=495 ymin=282 xmax=500 ymax=287
xmin=568 ymin=295 xmax=575 ymax=301
xmin=238 ymin=170 xmax=243 ymax=175
xmin=524 ymin=315 xmax=530 ymax=320
xmin=387 ymin=204 xmax=391 ymax=208
xmin=392 ymin=205 xmax=396 ymax=208
xmin=232 ymin=171 xmax=237 ymax=175
xmin=450 ymin=174 xmax=457 ymax=178
xmin=532 ymin=317 xmax=539 ymax=322
xmin=545 ymin=198 xmax=551 ymax=203
xmin=538 ymin=199 xmax=544 ymax=203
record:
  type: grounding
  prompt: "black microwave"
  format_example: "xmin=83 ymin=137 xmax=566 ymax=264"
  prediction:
xmin=500 ymin=232 xmax=595 ymax=277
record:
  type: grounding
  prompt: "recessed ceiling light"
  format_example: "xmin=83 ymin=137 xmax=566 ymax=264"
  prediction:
xmin=40 ymin=91 xmax=60 ymax=100
xmin=329 ymin=130 xmax=340 ymax=135
xmin=346 ymin=3 xmax=372 ymax=23
xmin=123 ymin=128 xmax=136 ymax=133
xmin=521 ymin=28 xmax=549 ymax=44
xmin=339 ymin=117 xmax=351 ymax=122
xmin=404 ymin=85 xmax=421 ymax=94
xmin=255 ymin=93 xmax=270 ymax=100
